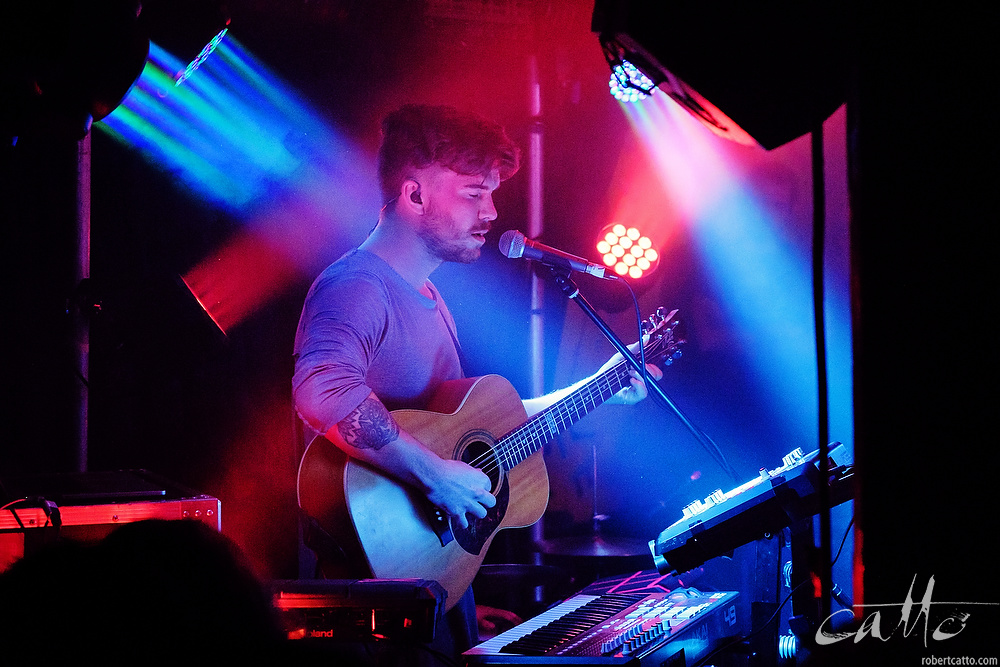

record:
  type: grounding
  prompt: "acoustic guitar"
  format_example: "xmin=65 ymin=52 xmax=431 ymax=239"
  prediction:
xmin=297 ymin=309 xmax=684 ymax=611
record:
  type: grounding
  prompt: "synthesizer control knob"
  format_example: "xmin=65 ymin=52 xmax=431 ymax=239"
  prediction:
xmin=682 ymin=500 xmax=704 ymax=517
xmin=781 ymin=448 xmax=805 ymax=468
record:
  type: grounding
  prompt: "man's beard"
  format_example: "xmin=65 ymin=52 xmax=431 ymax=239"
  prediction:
xmin=418 ymin=209 xmax=481 ymax=264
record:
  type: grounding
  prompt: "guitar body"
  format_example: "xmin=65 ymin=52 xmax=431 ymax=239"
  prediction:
xmin=297 ymin=375 xmax=549 ymax=611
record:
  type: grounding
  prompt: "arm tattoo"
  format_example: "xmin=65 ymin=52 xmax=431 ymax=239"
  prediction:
xmin=338 ymin=397 xmax=399 ymax=451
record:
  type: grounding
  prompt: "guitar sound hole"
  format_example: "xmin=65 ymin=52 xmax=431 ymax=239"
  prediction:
xmin=460 ymin=439 xmax=502 ymax=494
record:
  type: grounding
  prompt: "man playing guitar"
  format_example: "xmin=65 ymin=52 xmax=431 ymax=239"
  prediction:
xmin=292 ymin=104 xmax=662 ymax=660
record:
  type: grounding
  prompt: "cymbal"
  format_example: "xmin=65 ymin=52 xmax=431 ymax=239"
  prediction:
xmin=536 ymin=535 xmax=652 ymax=558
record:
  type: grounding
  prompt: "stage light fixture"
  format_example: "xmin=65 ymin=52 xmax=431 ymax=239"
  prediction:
xmin=138 ymin=0 xmax=231 ymax=86
xmin=599 ymin=33 xmax=756 ymax=146
xmin=2 ymin=0 xmax=232 ymax=140
xmin=608 ymin=59 xmax=655 ymax=103
xmin=592 ymin=1 xmax=847 ymax=150
xmin=3 ymin=1 xmax=149 ymax=140
xmin=173 ymin=26 xmax=230 ymax=86
xmin=597 ymin=223 xmax=659 ymax=279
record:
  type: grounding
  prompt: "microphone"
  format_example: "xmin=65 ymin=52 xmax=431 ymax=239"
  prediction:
xmin=498 ymin=230 xmax=616 ymax=280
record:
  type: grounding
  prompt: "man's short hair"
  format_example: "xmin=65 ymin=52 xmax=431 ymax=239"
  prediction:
xmin=377 ymin=104 xmax=521 ymax=203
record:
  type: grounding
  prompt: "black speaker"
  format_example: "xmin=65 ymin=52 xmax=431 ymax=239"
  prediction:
xmin=592 ymin=0 xmax=849 ymax=149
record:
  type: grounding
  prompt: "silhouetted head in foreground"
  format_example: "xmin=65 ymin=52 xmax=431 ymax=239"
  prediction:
xmin=0 ymin=519 xmax=283 ymax=663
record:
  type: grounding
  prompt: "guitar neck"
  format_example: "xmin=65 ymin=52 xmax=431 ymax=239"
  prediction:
xmin=495 ymin=360 xmax=633 ymax=470
xmin=491 ymin=308 xmax=681 ymax=472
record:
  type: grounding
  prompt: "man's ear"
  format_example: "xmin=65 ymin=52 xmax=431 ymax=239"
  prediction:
xmin=402 ymin=179 xmax=423 ymax=212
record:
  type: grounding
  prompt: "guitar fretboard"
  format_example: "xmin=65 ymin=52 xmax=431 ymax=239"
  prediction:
xmin=493 ymin=360 xmax=633 ymax=470
xmin=486 ymin=309 xmax=680 ymax=473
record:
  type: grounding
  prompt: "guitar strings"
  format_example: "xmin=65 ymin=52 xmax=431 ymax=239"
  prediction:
xmin=459 ymin=357 xmax=635 ymax=477
xmin=458 ymin=325 xmax=676 ymax=478
xmin=461 ymin=328 xmax=675 ymax=475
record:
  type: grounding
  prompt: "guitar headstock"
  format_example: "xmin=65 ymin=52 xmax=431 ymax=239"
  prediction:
xmin=642 ymin=307 xmax=685 ymax=367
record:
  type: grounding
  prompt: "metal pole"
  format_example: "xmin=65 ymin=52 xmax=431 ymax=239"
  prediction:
xmin=528 ymin=55 xmax=544 ymax=399
xmin=528 ymin=54 xmax=546 ymax=570
xmin=75 ymin=133 xmax=91 ymax=473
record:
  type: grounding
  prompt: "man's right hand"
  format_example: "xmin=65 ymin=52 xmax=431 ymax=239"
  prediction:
xmin=422 ymin=458 xmax=497 ymax=529
xmin=325 ymin=391 xmax=497 ymax=530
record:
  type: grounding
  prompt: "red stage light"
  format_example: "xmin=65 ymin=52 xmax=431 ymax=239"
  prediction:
xmin=596 ymin=223 xmax=660 ymax=279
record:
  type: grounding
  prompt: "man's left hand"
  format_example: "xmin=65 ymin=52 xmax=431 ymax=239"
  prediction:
xmin=607 ymin=364 xmax=663 ymax=405
xmin=603 ymin=337 xmax=663 ymax=405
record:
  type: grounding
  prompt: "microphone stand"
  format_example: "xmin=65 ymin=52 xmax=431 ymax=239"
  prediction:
xmin=545 ymin=267 xmax=740 ymax=482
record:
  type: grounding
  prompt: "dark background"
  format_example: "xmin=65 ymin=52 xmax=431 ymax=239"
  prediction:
xmin=2 ymin=0 xmax=996 ymax=658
